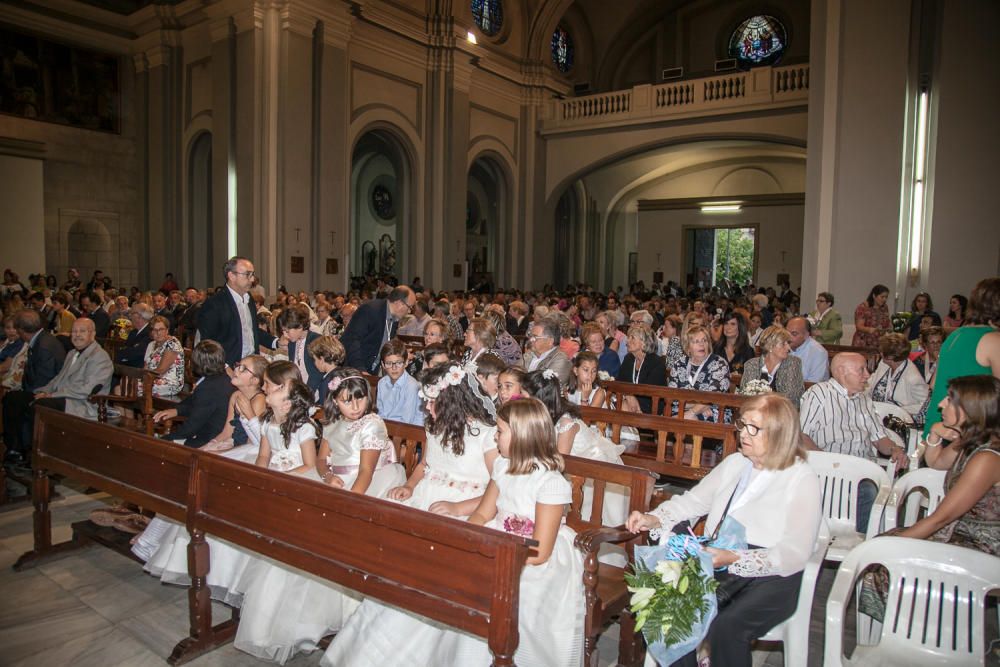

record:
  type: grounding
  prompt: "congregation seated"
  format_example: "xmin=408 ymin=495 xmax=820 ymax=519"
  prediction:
xmin=657 ymin=314 xmax=684 ymax=369
xmin=137 ymin=315 xmax=185 ymax=398
xmin=800 ymin=352 xmax=908 ymax=531
xmin=461 ymin=316 xmax=495 ymax=370
xmin=627 ymin=393 xmax=822 ymax=667
xmin=483 ymin=306 xmax=523 ymax=367
xmin=115 ymin=303 xmax=152 ymax=368
xmin=713 ymin=310 xmax=755 ymax=375
xmin=665 ymin=323 xmax=729 ymax=420
xmin=616 ymin=323 xmax=667 ymax=413
xmin=523 ymin=315 xmax=572 ymax=388
xmin=868 ymin=332 xmax=929 ymax=423
xmin=580 ymin=321 xmax=620 ymax=376
xmin=0 ymin=314 xmax=25 ymax=380
xmin=910 ymin=325 xmax=943 ymax=384
xmin=859 ymin=375 xmax=1000 ymax=622
xmin=2 ymin=308 xmax=66 ymax=464
xmin=740 ymin=324 xmax=805 ymax=406
xmin=33 ymin=317 xmax=113 ymax=419
xmin=154 ymin=340 xmax=234 ymax=448
xmin=787 ymin=316 xmax=830 ymax=383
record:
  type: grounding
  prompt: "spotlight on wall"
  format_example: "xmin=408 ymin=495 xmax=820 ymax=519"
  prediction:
xmin=700 ymin=204 xmax=742 ymax=213
xmin=467 ymin=31 xmax=477 ymax=44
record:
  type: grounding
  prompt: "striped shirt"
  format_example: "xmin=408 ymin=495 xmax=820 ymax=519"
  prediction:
xmin=799 ymin=379 xmax=886 ymax=460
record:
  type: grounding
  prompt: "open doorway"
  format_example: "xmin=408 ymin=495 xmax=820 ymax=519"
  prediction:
xmin=683 ymin=225 xmax=758 ymax=289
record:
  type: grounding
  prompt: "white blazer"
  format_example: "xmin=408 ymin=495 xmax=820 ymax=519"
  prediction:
xmin=867 ymin=359 xmax=929 ymax=419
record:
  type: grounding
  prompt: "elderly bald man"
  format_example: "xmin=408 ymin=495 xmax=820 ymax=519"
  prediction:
xmin=34 ymin=317 xmax=114 ymax=419
xmin=799 ymin=352 xmax=906 ymax=531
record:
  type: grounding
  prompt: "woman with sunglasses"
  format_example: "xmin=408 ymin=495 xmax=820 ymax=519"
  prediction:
xmin=626 ymin=394 xmax=822 ymax=667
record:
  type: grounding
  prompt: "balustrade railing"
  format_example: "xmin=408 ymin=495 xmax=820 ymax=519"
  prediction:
xmin=545 ymin=63 xmax=809 ymax=131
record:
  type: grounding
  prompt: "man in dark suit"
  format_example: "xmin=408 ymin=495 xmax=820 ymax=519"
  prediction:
xmin=115 ymin=304 xmax=153 ymax=367
xmin=2 ymin=309 xmax=67 ymax=463
xmin=197 ymin=257 xmax=279 ymax=367
xmin=153 ymin=340 xmax=234 ymax=448
xmin=175 ymin=287 xmax=204 ymax=347
xmin=152 ymin=292 xmax=176 ymax=333
xmin=505 ymin=300 xmax=530 ymax=337
xmin=458 ymin=300 xmax=476 ymax=333
xmin=80 ymin=291 xmax=111 ymax=339
xmin=340 ymin=286 xmax=416 ymax=373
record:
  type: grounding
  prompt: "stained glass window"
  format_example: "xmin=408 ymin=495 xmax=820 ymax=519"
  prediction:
xmin=730 ymin=15 xmax=786 ymax=66
xmin=551 ymin=25 xmax=574 ymax=73
xmin=472 ymin=0 xmax=503 ymax=37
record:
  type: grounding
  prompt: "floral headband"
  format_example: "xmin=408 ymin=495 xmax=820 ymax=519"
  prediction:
xmin=329 ymin=375 xmax=365 ymax=393
xmin=418 ymin=365 xmax=466 ymax=401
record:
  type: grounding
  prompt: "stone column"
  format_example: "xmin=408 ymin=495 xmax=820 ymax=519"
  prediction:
xmin=424 ymin=16 xmax=473 ymax=291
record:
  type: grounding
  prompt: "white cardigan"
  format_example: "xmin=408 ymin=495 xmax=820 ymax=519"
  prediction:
xmin=867 ymin=359 xmax=930 ymax=419
xmin=650 ymin=453 xmax=822 ymax=577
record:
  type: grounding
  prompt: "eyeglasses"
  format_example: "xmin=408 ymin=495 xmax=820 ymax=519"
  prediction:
xmin=232 ymin=270 xmax=255 ymax=278
xmin=734 ymin=418 xmax=761 ymax=436
xmin=234 ymin=364 xmax=250 ymax=373
xmin=382 ymin=360 xmax=405 ymax=369
xmin=527 ymin=333 xmax=551 ymax=340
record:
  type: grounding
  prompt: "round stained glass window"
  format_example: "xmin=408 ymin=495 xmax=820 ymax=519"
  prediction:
xmin=472 ymin=0 xmax=504 ymax=37
xmin=372 ymin=184 xmax=394 ymax=220
xmin=729 ymin=15 xmax=787 ymax=66
xmin=551 ymin=25 xmax=574 ymax=73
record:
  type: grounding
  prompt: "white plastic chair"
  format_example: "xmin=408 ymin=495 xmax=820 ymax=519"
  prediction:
xmin=881 ymin=467 xmax=947 ymax=531
xmin=874 ymin=401 xmax=921 ymax=460
xmin=806 ymin=451 xmax=891 ymax=561
xmin=825 ymin=536 xmax=1000 ymax=666
xmin=757 ymin=521 xmax=831 ymax=665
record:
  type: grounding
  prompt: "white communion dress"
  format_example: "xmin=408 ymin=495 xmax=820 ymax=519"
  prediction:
xmin=320 ymin=456 xmax=585 ymax=667
xmin=402 ymin=420 xmax=497 ymax=511
xmin=233 ymin=415 xmax=404 ymax=665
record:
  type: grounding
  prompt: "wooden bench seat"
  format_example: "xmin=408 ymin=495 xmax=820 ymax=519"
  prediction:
xmin=602 ymin=380 xmax=748 ymax=421
xmin=16 ymin=408 xmax=534 ymax=667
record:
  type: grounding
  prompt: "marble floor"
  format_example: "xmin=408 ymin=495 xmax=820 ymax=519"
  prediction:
xmin=0 ymin=480 xmax=823 ymax=667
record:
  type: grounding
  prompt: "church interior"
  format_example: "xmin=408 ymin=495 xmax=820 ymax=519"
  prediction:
xmin=1 ymin=0 xmax=999 ymax=665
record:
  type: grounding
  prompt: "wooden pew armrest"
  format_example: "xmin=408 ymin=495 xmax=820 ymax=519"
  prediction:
xmin=88 ymin=393 xmax=136 ymax=406
xmin=574 ymin=525 xmax=635 ymax=554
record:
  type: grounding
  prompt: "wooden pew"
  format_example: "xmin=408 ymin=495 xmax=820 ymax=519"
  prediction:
xmin=17 ymin=409 xmax=535 ymax=667
xmin=601 ymin=380 xmax=748 ymax=421
xmin=383 ymin=418 xmax=425 ymax=478
xmin=564 ymin=455 xmax=656 ymax=667
xmin=822 ymin=343 xmax=880 ymax=370
xmin=578 ymin=405 xmax=739 ymax=484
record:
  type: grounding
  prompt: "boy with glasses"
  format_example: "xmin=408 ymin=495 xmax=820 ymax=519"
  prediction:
xmin=376 ymin=339 xmax=423 ymax=425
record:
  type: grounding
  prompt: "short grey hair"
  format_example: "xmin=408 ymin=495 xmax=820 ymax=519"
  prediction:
xmin=534 ymin=315 xmax=562 ymax=344
xmin=627 ymin=323 xmax=658 ymax=355
xmin=131 ymin=303 xmax=154 ymax=321
xmin=631 ymin=309 xmax=654 ymax=326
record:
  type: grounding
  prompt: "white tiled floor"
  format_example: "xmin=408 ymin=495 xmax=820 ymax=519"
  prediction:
xmin=0 ymin=481 xmax=806 ymax=666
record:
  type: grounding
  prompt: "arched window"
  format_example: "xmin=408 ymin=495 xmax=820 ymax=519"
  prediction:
xmin=729 ymin=15 xmax=786 ymax=66
xmin=551 ymin=25 xmax=574 ymax=73
xmin=472 ymin=0 xmax=504 ymax=37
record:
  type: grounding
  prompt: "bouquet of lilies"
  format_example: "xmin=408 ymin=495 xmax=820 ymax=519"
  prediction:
xmin=625 ymin=533 xmax=718 ymax=665
xmin=736 ymin=379 xmax=773 ymax=396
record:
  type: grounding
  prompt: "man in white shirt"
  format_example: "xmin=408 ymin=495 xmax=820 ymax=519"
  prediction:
xmin=800 ymin=352 xmax=906 ymax=530
xmin=197 ymin=256 xmax=279 ymax=366
xmin=787 ymin=317 xmax=830 ymax=382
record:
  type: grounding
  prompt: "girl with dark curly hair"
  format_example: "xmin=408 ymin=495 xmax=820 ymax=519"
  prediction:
xmin=386 ymin=364 xmax=498 ymax=518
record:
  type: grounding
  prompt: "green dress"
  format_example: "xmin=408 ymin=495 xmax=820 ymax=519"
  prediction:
xmin=924 ymin=326 xmax=993 ymax=436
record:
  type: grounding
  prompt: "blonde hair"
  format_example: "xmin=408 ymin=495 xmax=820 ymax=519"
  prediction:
xmin=742 ymin=394 xmax=805 ymax=470
xmin=757 ymin=325 xmax=791 ymax=354
xmin=682 ymin=323 xmax=711 ymax=356
xmin=496 ymin=398 xmax=563 ymax=474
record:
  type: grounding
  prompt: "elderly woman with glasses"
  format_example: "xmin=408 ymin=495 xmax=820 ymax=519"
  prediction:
xmin=666 ymin=323 xmax=731 ymax=420
xmin=740 ymin=325 xmax=805 ymax=406
xmin=615 ymin=323 xmax=667 ymax=414
xmin=627 ymin=394 xmax=822 ymax=667
xmin=140 ymin=315 xmax=185 ymax=397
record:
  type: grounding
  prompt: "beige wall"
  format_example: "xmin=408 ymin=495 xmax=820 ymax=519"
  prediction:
xmin=0 ymin=151 xmax=45 ymax=281
xmin=636 ymin=204 xmax=804 ymax=289
xmin=924 ymin=0 xmax=1000 ymax=301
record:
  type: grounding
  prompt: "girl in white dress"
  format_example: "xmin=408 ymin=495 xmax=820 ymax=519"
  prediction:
xmin=385 ymin=363 xmax=499 ymax=516
xmin=525 ymin=368 xmax=630 ymax=528
xmin=316 ymin=369 xmax=406 ymax=495
xmin=234 ymin=378 xmax=346 ymax=664
xmin=567 ymin=351 xmax=607 ymax=407
xmin=321 ymin=397 xmax=585 ymax=667
xmin=131 ymin=357 xmax=289 ymax=606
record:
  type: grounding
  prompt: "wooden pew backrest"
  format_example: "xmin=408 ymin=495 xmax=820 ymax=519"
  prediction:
xmin=602 ymin=380 xmax=748 ymax=421
xmin=192 ymin=454 xmax=534 ymax=647
xmin=384 ymin=418 xmax=425 ymax=478
xmin=578 ymin=405 xmax=738 ymax=482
